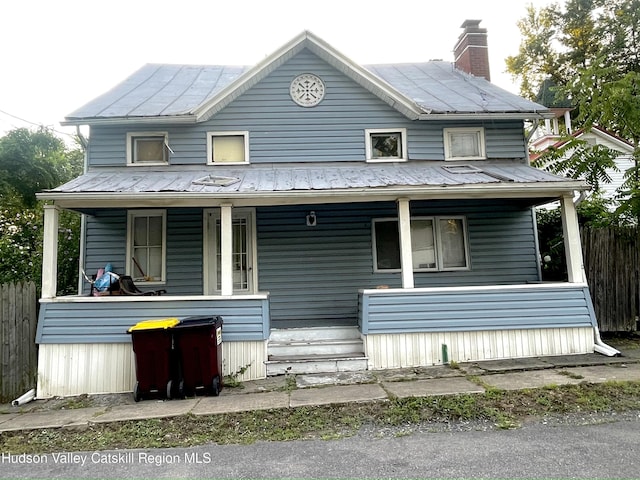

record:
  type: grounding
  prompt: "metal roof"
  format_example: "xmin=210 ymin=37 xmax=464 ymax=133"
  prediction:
xmin=66 ymin=64 xmax=252 ymax=120
xmin=64 ymin=32 xmax=549 ymax=125
xmin=42 ymin=161 xmax=582 ymax=198
xmin=364 ymin=62 xmax=546 ymax=115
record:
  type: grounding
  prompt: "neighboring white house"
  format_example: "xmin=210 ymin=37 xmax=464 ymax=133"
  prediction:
xmin=531 ymin=119 xmax=635 ymax=204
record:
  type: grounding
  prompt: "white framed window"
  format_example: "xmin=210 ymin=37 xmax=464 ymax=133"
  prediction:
xmin=372 ymin=216 xmax=470 ymax=272
xmin=365 ymin=128 xmax=407 ymax=162
xmin=443 ymin=127 xmax=486 ymax=160
xmin=204 ymin=208 xmax=257 ymax=294
xmin=126 ymin=210 xmax=166 ymax=283
xmin=126 ymin=132 xmax=169 ymax=165
xmin=207 ymin=131 xmax=249 ymax=165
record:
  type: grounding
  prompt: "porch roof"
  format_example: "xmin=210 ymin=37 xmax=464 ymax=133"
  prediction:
xmin=39 ymin=161 xmax=587 ymax=210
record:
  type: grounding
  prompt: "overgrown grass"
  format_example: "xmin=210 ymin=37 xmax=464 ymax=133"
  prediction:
xmin=2 ymin=381 xmax=639 ymax=454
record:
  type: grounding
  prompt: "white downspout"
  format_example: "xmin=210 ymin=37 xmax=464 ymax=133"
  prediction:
xmin=593 ymin=327 xmax=621 ymax=356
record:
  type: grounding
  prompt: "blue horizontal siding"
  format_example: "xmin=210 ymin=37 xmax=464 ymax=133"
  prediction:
xmin=84 ymin=209 xmax=203 ymax=295
xmin=36 ymin=297 xmax=270 ymax=344
xmin=359 ymin=286 xmax=596 ymax=334
xmin=87 ymin=50 xmax=527 ymax=167
xmin=258 ymin=199 xmax=540 ymax=324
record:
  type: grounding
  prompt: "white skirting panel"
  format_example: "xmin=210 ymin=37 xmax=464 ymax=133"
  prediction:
xmin=222 ymin=341 xmax=267 ymax=382
xmin=37 ymin=341 xmax=267 ymax=398
xmin=37 ymin=343 xmax=136 ymax=398
xmin=365 ymin=327 xmax=594 ymax=370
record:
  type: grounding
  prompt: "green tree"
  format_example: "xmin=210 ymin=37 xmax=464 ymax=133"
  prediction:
xmin=509 ymin=0 xmax=640 ymax=221
xmin=505 ymin=4 xmax=560 ymax=100
xmin=0 ymin=127 xmax=82 ymax=207
xmin=0 ymin=128 xmax=83 ymax=294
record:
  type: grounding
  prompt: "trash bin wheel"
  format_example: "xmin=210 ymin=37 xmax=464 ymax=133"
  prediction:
xmin=212 ymin=376 xmax=221 ymax=396
xmin=166 ymin=379 xmax=173 ymax=400
xmin=133 ymin=382 xmax=142 ymax=402
xmin=177 ymin=379 xmax=185 ymax=399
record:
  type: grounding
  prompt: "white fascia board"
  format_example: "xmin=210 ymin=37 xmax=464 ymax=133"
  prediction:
xmin=38 ymin=181 xmax=586 ymax=209
xmin=193 ymin=32 xmax=309 ymax=123
xmin=304 ymin=33 xmax=422 ymax=120
xmin=61 ymin=115 xmax=197 ymax=127
xmin=418 ymin=111 xmax=555 ymax=121
xmin=193 ymin=31 xmax=423 ymax=123
xmin=576 ymin=129 xmax=635 ymax=153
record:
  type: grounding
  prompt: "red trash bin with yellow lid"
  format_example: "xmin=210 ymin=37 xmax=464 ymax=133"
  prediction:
xmin=127 ymin=317 xmax=180 ymax=402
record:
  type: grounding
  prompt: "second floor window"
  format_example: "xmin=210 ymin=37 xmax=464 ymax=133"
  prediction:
xmin=444 ymin=127 xmax=486 ymax=160
xmin=126 ymin=132 xmax=169 ymax=165
xmin=207 ymin=132 xmax=249 ymax=165
xmin=365 ymin=128 xmax=407 ymax=161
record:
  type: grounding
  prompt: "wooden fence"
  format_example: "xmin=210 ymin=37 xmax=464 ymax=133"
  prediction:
xmin=582 ymin=227 xmax=640 ymax=332
xmin=0 ymin=282 xmax=38 ymax=403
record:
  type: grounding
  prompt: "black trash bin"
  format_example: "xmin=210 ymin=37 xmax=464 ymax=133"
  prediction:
xmin=127 ymin=318 xmax=181 ymax=402
xmin=173 ymin=316 xmax=224 ymax=396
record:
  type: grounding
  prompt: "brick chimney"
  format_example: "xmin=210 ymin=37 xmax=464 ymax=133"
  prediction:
xmin=454 ymin=19 xmax=490 ymax=81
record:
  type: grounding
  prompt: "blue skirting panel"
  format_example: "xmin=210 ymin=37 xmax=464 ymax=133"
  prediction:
xmin=36 ymin=295 xmax=270 ymax=344
xmin=359 ymin=284 xmax=597 ymax=334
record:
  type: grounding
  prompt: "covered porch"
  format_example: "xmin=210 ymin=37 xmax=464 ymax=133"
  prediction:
xmin=35 ymin=161 xmax=616 ymax=396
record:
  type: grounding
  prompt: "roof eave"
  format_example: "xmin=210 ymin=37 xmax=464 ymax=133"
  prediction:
xmin=37 ymin=181 xmax=588 ymax=209
xmin=61 ymin=115 xmax=198 ymax=127
xmin=418 ymin=111 xmax=555 ymax=121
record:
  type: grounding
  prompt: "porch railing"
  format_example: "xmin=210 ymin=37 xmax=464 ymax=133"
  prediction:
xmin=359 ymin=283 xmax=596 ymax=335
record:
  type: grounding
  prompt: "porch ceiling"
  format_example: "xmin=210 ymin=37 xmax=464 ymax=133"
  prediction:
xmin=38 ymin=161 xmax=586 ymax=211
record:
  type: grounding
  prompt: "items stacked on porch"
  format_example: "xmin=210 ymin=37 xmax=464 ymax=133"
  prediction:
xmin=127 ymin=316 xmax=223 ymax=402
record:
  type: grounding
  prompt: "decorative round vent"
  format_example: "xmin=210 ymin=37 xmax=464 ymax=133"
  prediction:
xmin=290 ymin=73 xmax=325 ymax=107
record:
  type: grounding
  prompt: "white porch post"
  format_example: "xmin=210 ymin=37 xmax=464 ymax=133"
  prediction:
xmin=397 ymin=198 xmax=414 ymax=289
xmin=42 ymin=204 xmax=59 ymax=298
xmin=220 ymin=203 xmax=233 ymax=295
xmin=560 ymin=194 xmax=585 ymax=283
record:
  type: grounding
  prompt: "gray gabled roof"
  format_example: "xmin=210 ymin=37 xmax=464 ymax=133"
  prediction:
xmin=364 ymin=62 xmax=546 ymax=115
xmin=39 ymin=161 xmax=586 ymax=210
xmin=63 ymin=31 xmax=550 ymax=126
xmin=67 ymin=65 xmax=251 ymax=121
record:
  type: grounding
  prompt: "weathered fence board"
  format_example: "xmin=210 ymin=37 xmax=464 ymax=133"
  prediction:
xmin=0 ymin=282 xmax=38 ymax=403
xmin=582 ymin=227 xmax=640 ymax=332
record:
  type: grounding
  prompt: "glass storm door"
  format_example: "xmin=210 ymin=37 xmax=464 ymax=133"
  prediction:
xmin=205 ymin=209 xmax=255 ymax=294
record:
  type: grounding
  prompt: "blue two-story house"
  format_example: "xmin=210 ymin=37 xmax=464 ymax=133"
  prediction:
xmin=35 ymin=24 xmax=618 ymax=398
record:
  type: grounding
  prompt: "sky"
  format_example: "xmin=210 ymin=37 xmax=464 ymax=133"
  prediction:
xmin=0 ymin=0 xmax=553 ymax=142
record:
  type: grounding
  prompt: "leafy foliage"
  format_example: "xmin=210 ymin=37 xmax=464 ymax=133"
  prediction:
xmin=536 ymin=197 xmax=619 ymax=280
xmin=0 ymin=128 xmax=83 ymax=294
xmin=532 ymin=136 xmax=619 ymax=193
xmin=509 ymin=0 xmax=640 ymax=221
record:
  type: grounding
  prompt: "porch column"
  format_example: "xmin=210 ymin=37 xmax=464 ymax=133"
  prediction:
xmin=220 ymin=203 xmax=234 ymax=295
xmin=42 ymin=204 xmax=59 ymax=298
xmin=397 ymin=198 xmax=414 ymax=289
xmin=560 ymin=194 xmax=585 ymax=283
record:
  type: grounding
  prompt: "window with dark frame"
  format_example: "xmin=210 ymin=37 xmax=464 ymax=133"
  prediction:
xmin=373 ymin=217 xmax=469 ymax=271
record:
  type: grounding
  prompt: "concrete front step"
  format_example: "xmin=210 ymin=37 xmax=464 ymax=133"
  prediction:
xmin=268 ymin=339 xmax=364 ymax=357
xmin=266 ymin=354 xmax=368 ymax=376
xmin=269 ymin=326 xmax=361 ymax=343
xmin=266 ymin=326 xmax=367 ymax=376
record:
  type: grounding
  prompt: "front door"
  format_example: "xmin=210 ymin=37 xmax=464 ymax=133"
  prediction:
xmin=204 ymin=208 xmax=256 ymax=294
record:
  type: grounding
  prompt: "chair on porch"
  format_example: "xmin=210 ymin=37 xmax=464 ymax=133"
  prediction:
xmin=118 ymin=275 xmax=167 ymax=296
xmin=82 ymin=267 xmax=120 ymax=296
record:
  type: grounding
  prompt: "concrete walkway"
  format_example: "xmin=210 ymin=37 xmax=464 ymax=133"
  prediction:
xmin=1 ymin=349 xmax=639 ymax=433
